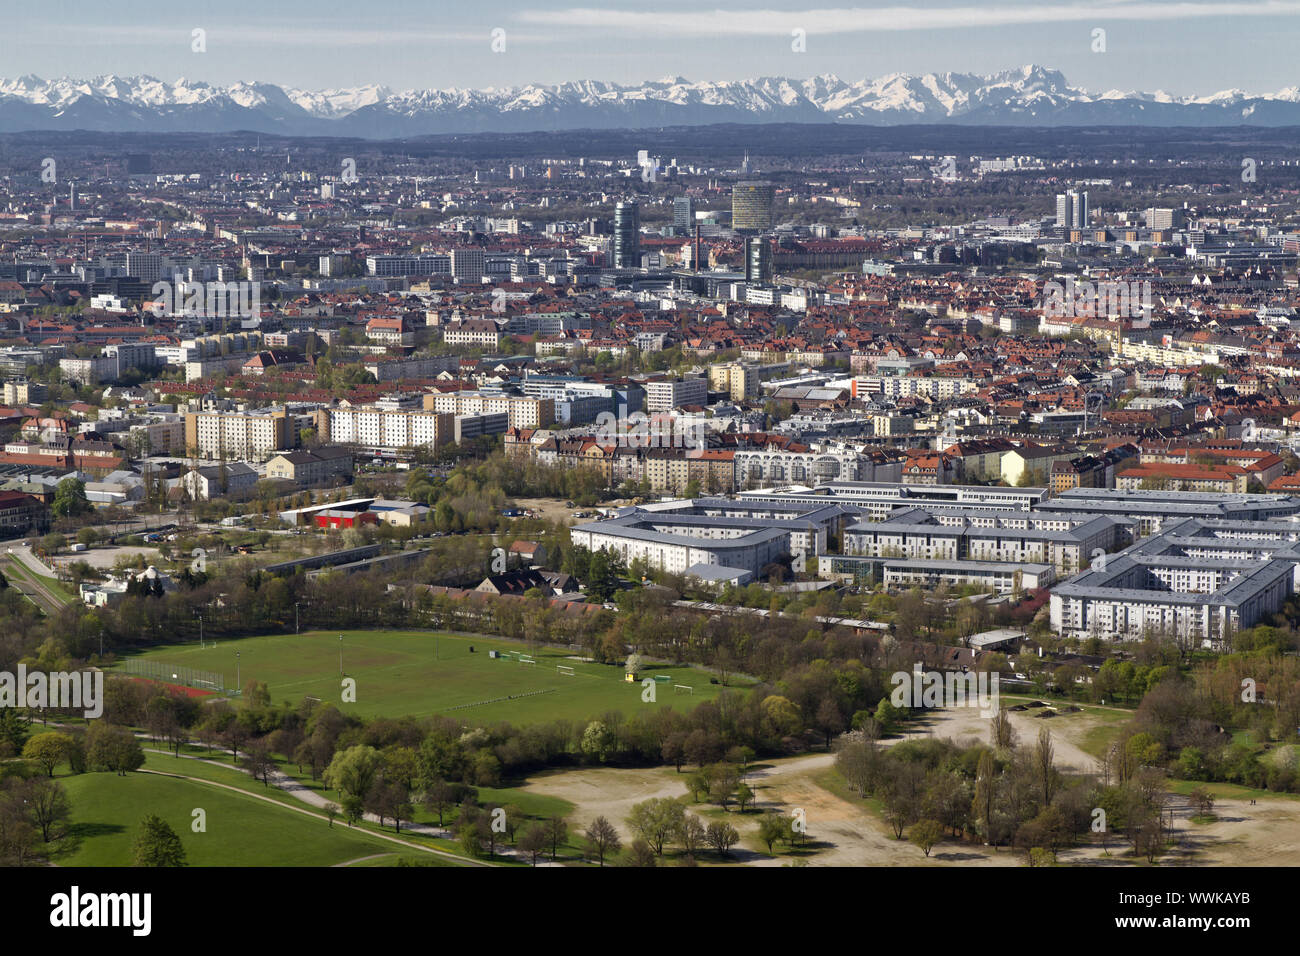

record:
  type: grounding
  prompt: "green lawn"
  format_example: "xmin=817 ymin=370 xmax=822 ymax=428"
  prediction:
xmin=58 ymin=771 xmax=458 ymax=866
xmin=1166 ymin=777 xmax=1300 ymax=802
xmin=139 ymin=749 xmax=490 ymax=862
xmin=116 ymin=629 xmax=735 ymax=722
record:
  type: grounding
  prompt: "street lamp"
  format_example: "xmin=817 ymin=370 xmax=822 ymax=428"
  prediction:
xmin=339 ymin=635 xmax=344 ymax=675
xmin=236 ymin=651 xmax=241 ymax=692
xmin=295 ymin=603 xmax=300 ymax=634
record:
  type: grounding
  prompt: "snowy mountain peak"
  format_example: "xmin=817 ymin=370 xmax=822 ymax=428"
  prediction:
xmin=0 ymin=68 xmax=1297 ymax=136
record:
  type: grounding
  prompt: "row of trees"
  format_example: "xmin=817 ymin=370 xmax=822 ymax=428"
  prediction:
xmin=836 ymin=724 xmax=1178 ymax=864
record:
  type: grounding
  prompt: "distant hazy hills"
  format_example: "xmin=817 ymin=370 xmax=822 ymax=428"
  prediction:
xmin=4 ymin=66 xmax=1300 ymax=137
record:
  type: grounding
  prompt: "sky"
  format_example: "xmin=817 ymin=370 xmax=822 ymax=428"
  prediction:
xmin=7 ymin=0 xmax=1300 ymax=96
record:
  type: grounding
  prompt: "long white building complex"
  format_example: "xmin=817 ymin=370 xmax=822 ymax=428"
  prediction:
xmin=1050 ymin=517 xmax=1300 ymax=646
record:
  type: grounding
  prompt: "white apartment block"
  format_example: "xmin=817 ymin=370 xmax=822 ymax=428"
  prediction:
xmin=185 ymin=409 xmax=288 ymax=461
xmin=422 ymin=392 xmax=554 ymax=429
xmin=569 ymin=509 xmax=792 ymax=576
xmin=1050 ymin=517 xmax=1300 ymax=645
xmin=441 ymin=319 xmax=502 ymax=349
xmin=852 ymin=375 xmax=980 ymax=401
xmin=644 ymin=377 xmax=708 ymax=412
xmin=326 ymin=408 xmax=454 ymax=451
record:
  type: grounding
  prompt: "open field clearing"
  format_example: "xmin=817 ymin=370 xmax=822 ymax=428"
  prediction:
xmin=58 ymin=771 xmax=442 ymax=866
xmin=117 ymin=629 xmax=733 ymax=721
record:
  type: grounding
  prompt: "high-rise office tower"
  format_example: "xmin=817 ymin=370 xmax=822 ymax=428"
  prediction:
xmin=450 ymin=248 xmax=485 ymax=283
xmin=613 ymin=201 xmax=641 ymax=269
xmin=745 ymin=236 xmax=772 ymax=283
xmin=1146 ymin=207 xmax=1182 ymax=230
xmin=125 ymin=252 xmax=164 ymax=283
xmin=1055 ymin=193 xmax=1072 ymax=229
xmin=1056 ymin=190 xmax=1089 ymax=230
xmin=1071 ymin=191 xmax=1089 ymax=230
xmin=673 ymin=196 xmax=695 ymax=236
xmin=732 ymin=181 xmax=775 ymax=232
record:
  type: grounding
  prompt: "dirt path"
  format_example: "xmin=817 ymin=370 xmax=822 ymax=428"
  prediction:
xmin=522 ymin=706 xmax=1104 ymax=867
xmin=333 ymin=853 xmax=395 ymax=867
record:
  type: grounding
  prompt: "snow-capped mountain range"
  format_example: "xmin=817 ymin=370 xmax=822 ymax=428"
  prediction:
xmin=3 ymin=66 xmax=1300 ymax=137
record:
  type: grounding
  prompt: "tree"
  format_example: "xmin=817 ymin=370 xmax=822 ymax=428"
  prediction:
xmin=86 ymin=722 xmax=144 ymax=775
xmin=543 ymin=815 xmax=568 ymax=861
xmin=518 ymin=824 xmax=548 ymax=865
xmin=662 ymin=733 xmax=687 ymax=772
xmin=584 ymin=815 xmax=622 ymax=866
xmin=1034 ymin=727 xmax=1057 ymax=806
xmin=909 ymin=819 xmax=944 ymax=857
xmin=678 ymin=813 xmax=707 ymax=855
xmin=20 ymin=777 xmax=69 ymax=843
xmin=342 ymin=795 xmax=364 ymax=827
xmin=815 ymin=696 xmax=845 ymax=748
xmin=241 ymin=742 xmax=276 ymax=786
xmin=1188 ymin=787 xmax=1216 ymax=819
xmin=22 ymin=732 xmax=72 ymax=777
xmin=757 ymin=813 xmax=786 ymax=854
xmin=423 ymin=778 xmax=454 ymax=826
xmin=0 ymin=709 xmax=29 ymax=757
xmin=626 ymin=797 xmax=685 ymax=855
xmin=972 ymin=749 xmax=997 ymax=845
xmin=324 ymin=745 xmax=383 ymax=801
xmin=133 ymin=814 xmax=186 ymax=866
xmin=367 ymin=781 xmax=412 ymax=833
xmin=874 ymin=697 xmax=906 ymax=734
xmin=324 ymin=802 xmax=339 ymax=828
xmin=881 ymin=772 xmax=920 ymax=840
xmin=736 ymin=782 xmax=755 ymax=813
xmin=708 ymin=763 xmax=741 ymax=810
xmin=705 ymin=820 xmax=739 ymax=856
xmin=622 ymin=838 xmax=657 ymax=867
xmin=990 ymin=708 xmax=1017 ymax=750
xmin=580 ymin=720 xmax=617 ymax=763
xmin=52 ymin=477 xmax=91 ymax=519
xmin=458 ymin=819 xmax=486 ymax=857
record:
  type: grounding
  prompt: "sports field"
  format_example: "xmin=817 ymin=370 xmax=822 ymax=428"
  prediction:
xmin=116 ymin=629 xmax=732 ymax=722
xmin=59 ymin=771 xmax=451 ymax=866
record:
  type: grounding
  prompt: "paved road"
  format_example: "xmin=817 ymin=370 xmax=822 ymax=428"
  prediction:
xmin=3 ymin=550 xmax=71 ymax=615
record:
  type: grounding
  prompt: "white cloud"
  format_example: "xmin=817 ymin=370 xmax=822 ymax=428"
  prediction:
xmin=520 ymin=2 xmax=1300 ymax=36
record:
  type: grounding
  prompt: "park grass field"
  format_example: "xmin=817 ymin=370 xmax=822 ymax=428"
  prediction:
xmin=117 ymin=629 xmax=735 ymax=722
xmin=57 ymin=771 xmax=451 ymax=866
xmin=139 ymin=749 xmax=551 ymax=861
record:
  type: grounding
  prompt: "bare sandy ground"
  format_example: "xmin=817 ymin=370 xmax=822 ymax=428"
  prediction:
xmin=903 ymin=703 xmax=1103 ymax=774
xmin=510 ymin=497 xmax=583 ymax=525
xmin=522 ymin=704 xmax=1300 ymax=866
xmin=525 ymin=765 xmax=690 ymax=841
xmin=1166 ymin=797 xmax=1300 ymax=866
